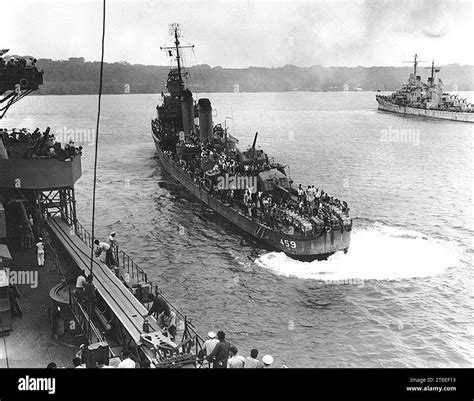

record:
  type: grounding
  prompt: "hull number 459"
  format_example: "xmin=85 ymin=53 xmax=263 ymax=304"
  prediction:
xmin=280 ymin=239 xmax=296 ymax=249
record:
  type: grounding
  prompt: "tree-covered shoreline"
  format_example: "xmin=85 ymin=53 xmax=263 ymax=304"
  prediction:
xmin=34 ymin=57 xmax=474 ymax=95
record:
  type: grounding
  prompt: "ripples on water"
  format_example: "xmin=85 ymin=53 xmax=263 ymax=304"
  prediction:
xmin=6 ymin=92 xmax=473 ymax=368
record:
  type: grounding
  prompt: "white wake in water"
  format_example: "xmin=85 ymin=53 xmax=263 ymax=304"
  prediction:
xmin=255 ymin=224 xmax=461 ymax=282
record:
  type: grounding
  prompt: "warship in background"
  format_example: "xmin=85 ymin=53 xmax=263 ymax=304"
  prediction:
xmin=376 ymin=54 xmax=474 ymax=123
xmin=151 ymin=25 xmax=352 ymax=261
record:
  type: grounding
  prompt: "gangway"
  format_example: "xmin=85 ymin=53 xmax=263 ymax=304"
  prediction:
xmin=46 ymin=216 xmax=199 ymax=366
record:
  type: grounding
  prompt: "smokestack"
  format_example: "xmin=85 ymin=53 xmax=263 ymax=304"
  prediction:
xmin=181 ymin=89 xmax=194 ymax=135
xmin=198 ymin=98 xmax=213 ymax=142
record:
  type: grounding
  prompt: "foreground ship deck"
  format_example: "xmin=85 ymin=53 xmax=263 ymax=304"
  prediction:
xmin=1 ymin=240 xmax=78 ymax=368
xmin=1 ymin=123 xmax=206 ymax=368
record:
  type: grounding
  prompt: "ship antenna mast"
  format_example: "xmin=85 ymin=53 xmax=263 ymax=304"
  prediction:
xmin=160 ymin=23 xmax=194 ymax=97
xmin=174 ymin=26 xmax=183 ymax=92
xmin=424 ymin=60 xmax=441 ymax=87
xmin=403 ymin=53 xmax=428 ymax=77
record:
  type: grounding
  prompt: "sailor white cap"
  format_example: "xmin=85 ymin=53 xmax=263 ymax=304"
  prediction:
xmin=110 ymin=231 xmax=116 ymax=236
xmin=262 ymin=355 xmax=273 ymax=365
xmin=207 ymin=331 xmax=216 ymax=339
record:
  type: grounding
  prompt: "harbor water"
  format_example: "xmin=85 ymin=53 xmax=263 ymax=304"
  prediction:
xmin=6 ymin=91 xmax=473 ymax=368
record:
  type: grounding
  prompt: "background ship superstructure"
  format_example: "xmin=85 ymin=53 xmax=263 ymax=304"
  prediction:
xmin=376 ymin=54 xmax=474 ymax=122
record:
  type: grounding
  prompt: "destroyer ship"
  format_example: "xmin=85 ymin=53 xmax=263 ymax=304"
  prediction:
xmin=1 ymin=50 xmax=206 ymax=368
xmin=376 ymin=54 xmax=474 ymax=122
xmin=151 ymin=25 xmax=352 ymax=261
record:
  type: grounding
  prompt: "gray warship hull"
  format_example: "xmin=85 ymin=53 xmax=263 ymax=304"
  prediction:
xmin=376 ymin=95 xmax=474 ymax=123
xmin=152 ymin=131 xmax=351 ymax=261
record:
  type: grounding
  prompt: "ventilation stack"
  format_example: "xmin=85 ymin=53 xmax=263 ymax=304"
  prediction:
xmin=181 ymin=89 xmax=195 ymax=135
xmin=198 ymin=98 xmax=213 ymax=142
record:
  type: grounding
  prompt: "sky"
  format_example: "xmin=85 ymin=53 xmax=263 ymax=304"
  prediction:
xmin=1 ymin=0 xmax=473 ymax=68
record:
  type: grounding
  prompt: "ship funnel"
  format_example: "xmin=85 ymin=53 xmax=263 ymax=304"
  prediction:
xmin=181 ymin=89 xmax=195 ymax=135
xmin=198 ymin=98 xmax=213 ymax=142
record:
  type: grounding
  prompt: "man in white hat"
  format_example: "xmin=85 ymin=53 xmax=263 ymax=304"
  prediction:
xmin=36 ymin=237 xmax=45 ymax=266
xmin=262 ymin=354 xmax=273 ymax=368
xmin=201 ymin=331 xmax=219 ymax=367
xmin=107 ymin=232 xmax=117 ymax=247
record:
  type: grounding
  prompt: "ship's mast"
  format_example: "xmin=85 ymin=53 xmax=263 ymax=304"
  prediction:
xmin=430 ymin=60 xmax=434 ymax=84
xmin=160 ymin=23 xmax=194 ymax=97
xmin=403 ymin=54 xmax=428 ymax=77
xmin=425 ymin=60 xmax=441 ymax=86
xmin=174 ymin=27 xmax=183 ymax=96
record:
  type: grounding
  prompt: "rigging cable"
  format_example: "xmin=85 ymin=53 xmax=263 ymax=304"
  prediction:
xmin=89 ymin=0 xmax=106 ymax=276
xmin=87 ymin=0 xmax=106 ymax=343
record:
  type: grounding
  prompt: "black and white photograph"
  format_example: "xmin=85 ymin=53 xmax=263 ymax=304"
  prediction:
xmin=0 ymin=0 xmax=473 ymax=400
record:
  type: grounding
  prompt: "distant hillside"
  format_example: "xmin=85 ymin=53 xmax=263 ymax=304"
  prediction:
xmin=35 ymin=57 xmax=474 ymax=95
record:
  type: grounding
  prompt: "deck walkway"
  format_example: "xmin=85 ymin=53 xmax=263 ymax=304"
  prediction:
xmin=46 ymin=216 xmax=160 ymax=345
xmin=1 ymin=241 xmax=80 ymax=368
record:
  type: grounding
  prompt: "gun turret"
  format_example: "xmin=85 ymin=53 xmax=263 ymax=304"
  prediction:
xmin=251 ymin=131 xmax=258 ymax=152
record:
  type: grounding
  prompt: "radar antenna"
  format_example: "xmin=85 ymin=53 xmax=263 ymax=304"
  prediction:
xmin=402 ymin=54 xmax=429 ymax=76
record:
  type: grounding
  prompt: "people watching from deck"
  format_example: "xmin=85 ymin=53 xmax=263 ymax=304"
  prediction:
xmin=203 ymin=331 xmax=219 ymax=355
xmin=262 ymin=354 xmax=274 ymax=368
xmin=145 ymin=293 xmax=170 ymax=319
xmin=0 ymin=127 xmax=82 ymax=161
xmin=72 ymin=357 xmax=85 ymax=368
xmin=36 ymin=237 xmax=45 ymax=267
xmin=206 ymin=330 xmax=231 ymax=368
xmin=157 ymin=309 xmax=177 ymax=341
xmin=93 ymin=239 xmax=117 ymax=268
xmin=72 ymin=320 xmax=274 ymax=369
xmin=84 ymin=274 xmax=96 ymax=313
xmin=96 ymin=357 xmax=114 ymax=368
xmin=107 ymin=231 xmax=117 ymax=246
xmin=245 ymin=348 xmax=264 ymax=368
xmin=0 ymin=55 xmax=37 ymax=71
xmin=154 ymin=125 xmax=351 ymax=235
xmin=199 ymin=331 xmax=220 ymax=367
xmin=74 ymin=274 xmax=86 ymax=303
xmin=227 ymin=346 xmax=246 ymax=368
xmin=118 ymin=350 xmax=136 ymax=368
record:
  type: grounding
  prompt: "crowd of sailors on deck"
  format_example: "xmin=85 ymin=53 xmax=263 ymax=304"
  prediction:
xmin=0 ymin=54 xmax=37 ymax=71
xmin=65 ymin=324 xmax=277 ymax=369
xmin=236 ymin=184 xmax=350 ymax=233
xmin=0 ymin=127 xmax=82 ymax=160
xmin=159 ymin=131 xmax=350 ymax=234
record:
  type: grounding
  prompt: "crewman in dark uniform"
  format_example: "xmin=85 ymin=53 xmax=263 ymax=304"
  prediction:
xmin=145 ymin=293 xmax=170 ymax=319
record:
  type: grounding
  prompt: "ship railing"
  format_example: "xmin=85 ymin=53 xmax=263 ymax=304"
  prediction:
xmin=69 ymin=292 xmax=105 ymax=345
xmin=72 ymin=219 xmax=208 ymax=366
xmin=42 ymin=227 xmax=105 ymax=345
